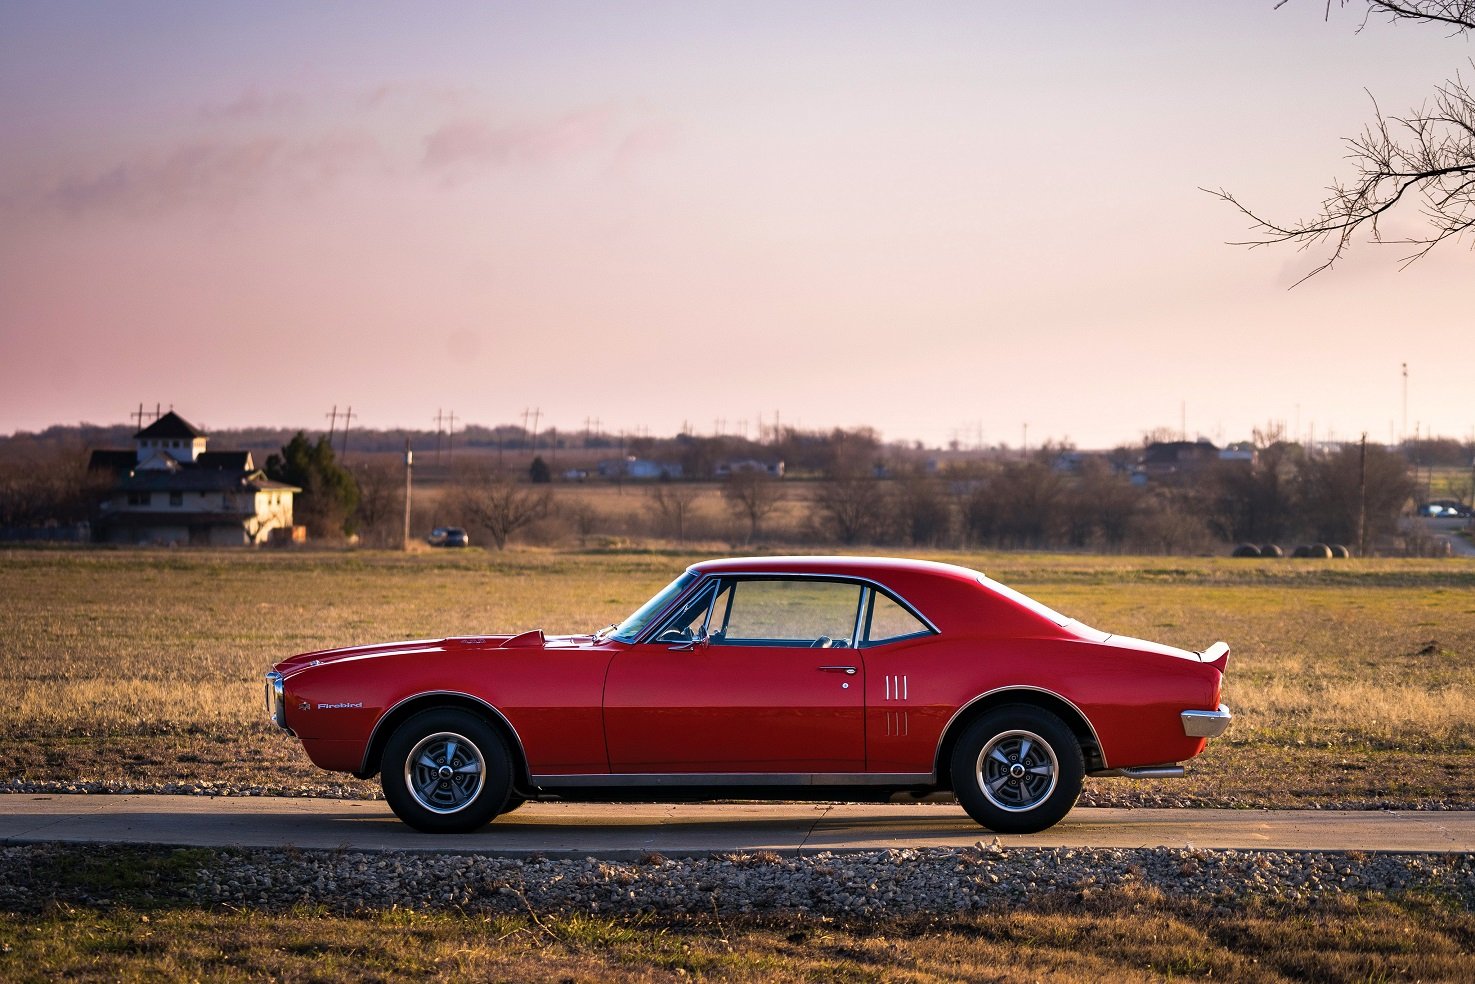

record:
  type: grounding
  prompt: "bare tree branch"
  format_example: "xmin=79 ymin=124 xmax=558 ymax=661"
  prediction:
xmin=1219 ymin=3 xmax=1475 ymax=282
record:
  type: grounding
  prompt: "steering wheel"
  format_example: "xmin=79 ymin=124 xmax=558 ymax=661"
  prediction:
xmin=810 ymin=636 xmax=833 ymax=649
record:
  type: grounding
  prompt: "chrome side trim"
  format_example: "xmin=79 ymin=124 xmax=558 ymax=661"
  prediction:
xmin=935 ymin=686 xmax=1108 ymax=769
xmin=1088 ymin=764 xmax=1186 ymax=779
xmin=529 ymin=772 xmax=935 ymax=788
xmin=1181 ymin=703 xmax=1233 ymax=738
xmin=360 ymin=691 xmax=529 ymax=776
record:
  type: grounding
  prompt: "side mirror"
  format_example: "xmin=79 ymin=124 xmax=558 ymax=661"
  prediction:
xmin=669 ymin=629 xmax=710 ymax=652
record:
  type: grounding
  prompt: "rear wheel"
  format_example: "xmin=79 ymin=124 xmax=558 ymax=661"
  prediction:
xmin=950 ymin=705 xmax=1083 ymax=834
xmin=381 ymin=708 xmax=511 ymax=833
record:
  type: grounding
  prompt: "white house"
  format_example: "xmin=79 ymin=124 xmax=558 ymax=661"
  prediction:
xmin=90 ymin=412 xmax=300 ymax=546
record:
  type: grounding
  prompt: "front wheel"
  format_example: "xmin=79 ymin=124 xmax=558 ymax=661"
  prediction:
xmin=950 ymin=705 xmax=1083 ymax=834
xmin=381 ymin=708 xmax=512 ymax=833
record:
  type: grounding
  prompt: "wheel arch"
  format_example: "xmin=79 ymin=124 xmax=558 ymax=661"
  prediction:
xmin=933 ymin=687 xmax=1104 ymax=788
xmin=358 ymin=692 xmax=531 ymax=789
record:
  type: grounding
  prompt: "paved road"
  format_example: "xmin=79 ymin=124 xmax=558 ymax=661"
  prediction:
xmin=3 ymin=795 xmax=1473 ymax=857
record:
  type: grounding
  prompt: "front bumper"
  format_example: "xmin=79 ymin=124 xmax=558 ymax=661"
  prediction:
xmin=1181 ymin=703 xmax=1232 ymax=738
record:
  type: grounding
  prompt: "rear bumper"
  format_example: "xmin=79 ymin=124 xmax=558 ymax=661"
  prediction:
xmin=1181 ymin=703 xmax=1232 ymax=738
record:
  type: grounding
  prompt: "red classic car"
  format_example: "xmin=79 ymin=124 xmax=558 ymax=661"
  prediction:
xmin=265 ymin=557 xmax=1231 ymax=834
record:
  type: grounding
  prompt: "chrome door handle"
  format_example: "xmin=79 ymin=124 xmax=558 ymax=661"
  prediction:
xmin=818 ymin=665 xmax=857 ymax=675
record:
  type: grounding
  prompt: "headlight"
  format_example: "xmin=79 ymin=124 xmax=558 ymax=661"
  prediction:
xmin=264 ymin=670 xmax=294 ymax=735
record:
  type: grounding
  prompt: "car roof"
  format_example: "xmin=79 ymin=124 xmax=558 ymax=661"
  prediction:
xmin=689 ymin=555 xmax=984 ymax=582
xmin=686 ymin=556 xmax=1079 ymax=639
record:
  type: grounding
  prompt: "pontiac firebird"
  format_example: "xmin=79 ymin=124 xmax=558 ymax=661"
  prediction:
xmin=265 ymin=557 xmax=1231 ymax=834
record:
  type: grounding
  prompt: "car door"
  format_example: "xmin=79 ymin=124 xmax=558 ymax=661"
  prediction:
xmin=603 ymin=577 xmax=866 ymax=774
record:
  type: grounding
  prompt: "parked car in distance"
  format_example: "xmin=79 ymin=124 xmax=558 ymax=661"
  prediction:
xmin=265 ymin=556 xmax=1231 ymax=835
xmin=427 ymin=527 xmax=469 ymax=547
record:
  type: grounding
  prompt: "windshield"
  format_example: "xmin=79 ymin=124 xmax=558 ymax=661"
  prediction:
xmin=608 ymin=571 xmax=700 ymax=643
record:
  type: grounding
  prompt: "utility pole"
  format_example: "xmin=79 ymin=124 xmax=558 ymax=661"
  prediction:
xmin=1402 ymin=363 xmax=1409 ymax=445
xmin=1021 ymin=423 xmax=1028 ymax=460
xmin=325 ymin=405 xmax=338 ymax=445
xmin=523 ymin=407 xmax=542 ymax=452
xmin=402 ymin=438 xmax=413 ymax=551
xmin=1357 ymin=433 xmax=1368 ymax=558
xmin=339 ymin=406 xmax=356 ymax=459
xmin=433 ymin=409 xmax=445 ymax=466
xmin=446 ymin=411 xmax=458 ymax=462
xmin=131 ymin=403 xmax=148 ymax=430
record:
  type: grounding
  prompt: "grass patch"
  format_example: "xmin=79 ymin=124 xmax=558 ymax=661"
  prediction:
xmin=0 ymin=897 xmax=1470 ymax=982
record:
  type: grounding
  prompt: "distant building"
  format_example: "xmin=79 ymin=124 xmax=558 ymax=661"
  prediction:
xmin=714 ymin=458 xmax=785 ymax=478
xmin=89 ymin=411 xmax=300 ymax=546
xmin=1134 ymin=439 xmax=1253 ymax=485
xmin=596 ymin=456 xmax=683 ymax=480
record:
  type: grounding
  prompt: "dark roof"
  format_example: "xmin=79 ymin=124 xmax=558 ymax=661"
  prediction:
xmin=196 ymin=451 xmax=252 ymax=471
xmin=134 ymin=411 xmax=205 ymax=440
xmin=88 ymin=450 xmax=136 ymax=475
xmin=113 ymin=469 xmax=296 ymax=494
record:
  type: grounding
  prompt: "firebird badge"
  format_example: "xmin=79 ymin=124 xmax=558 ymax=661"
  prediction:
xmin=317 ymin=701 xmax=364 ymax=710
xmin=298 ymin=701 xmax=310 ymax=711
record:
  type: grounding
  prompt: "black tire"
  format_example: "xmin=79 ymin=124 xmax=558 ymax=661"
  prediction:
xmin=381 ymin=708 xmax=512 ymax=833
xmin=499 ymin=794 xmax=529 ymax=815
xmin=950 ymin=705 xmax=1084 ymax=834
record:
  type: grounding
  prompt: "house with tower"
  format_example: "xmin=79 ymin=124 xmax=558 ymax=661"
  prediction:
xmin=89 ymin=411 xmax=300 ymax=546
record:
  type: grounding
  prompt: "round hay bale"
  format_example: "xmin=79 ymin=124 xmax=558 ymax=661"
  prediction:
xmin=1309 ymin=542 xmax=1333 ymax=558
xmin=1259 ymin=543 xmax=1284 ymax=558
xmin=1231 ymin=543 xmax=1261 ymax=558
xmin=1329 ymin=544 xmax=1351 ymax=559
xmin=1291 ymin=544 xmax=1312 ymax=558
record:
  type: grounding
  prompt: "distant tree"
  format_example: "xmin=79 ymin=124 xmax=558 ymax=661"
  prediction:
xmin=265 ymin=432 xmax=360 ymax=538
xmin=1206 ymin=440 xmax=1302 ymax=544
xmin=722 ymin=470 xmax=784 ymax=544
xmin=529 ymin=456 xmax=552 ymax=484
xmin=351 ymin=459 xmax=404 ymax=547
xmin=646 ymin=483 xmax=702 ymax=543
xmin=1212 ymin=2 xmax=1475 ymax=280
xmin=890 ymin=471 xmax=953 ymax=547
xmin=1297 ymin=442 xmax=1414 ymax=547
xmin=812 ymin=471 xmax=887 ymax=545
xmin=0 ymin=440 xmax=102 ymax=528
xmin=450 ymin=465 xmax=551 ymax=549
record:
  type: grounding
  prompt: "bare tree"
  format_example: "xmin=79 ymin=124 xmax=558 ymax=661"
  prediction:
xmin=1211 ymin=2 xmax=1475 ymax=281
xmin=812 ymin=472 xmax=888 ymax=545
xmin=352 ymin=459 xmax=404 ymax=547
xmin=721 ymin=470 xmax=784 ymax=544
xmin=645 ymin=482 xmax=702 ymax=543
xmin=450 ymin=465 xmax=551 ymax=549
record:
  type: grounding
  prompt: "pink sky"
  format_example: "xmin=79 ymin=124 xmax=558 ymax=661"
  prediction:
xmin=1 ymin=1 xmax=1470 ymax=448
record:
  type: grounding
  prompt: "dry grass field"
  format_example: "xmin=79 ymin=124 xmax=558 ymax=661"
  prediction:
xmin=4 ymin=547 xmax=1474 ymax=980
xmin=2 ymin=545 xmax=1473 ymax=806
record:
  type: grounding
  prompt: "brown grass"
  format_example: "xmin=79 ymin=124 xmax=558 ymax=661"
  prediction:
xmin=1 ymin=893 xmax=1472 ymax=982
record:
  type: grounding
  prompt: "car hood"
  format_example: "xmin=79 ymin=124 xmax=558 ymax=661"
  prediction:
xmin=273 ymin=629 xmax=597 ymax=676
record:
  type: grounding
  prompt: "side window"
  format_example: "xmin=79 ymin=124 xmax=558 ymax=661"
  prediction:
xmin=714 ymin=579 xmax=862 ymax=648
xmin=864 ymin=591 xmax=932 ymax=646
xmin=651 ymin=582 xmax=719 ymax=644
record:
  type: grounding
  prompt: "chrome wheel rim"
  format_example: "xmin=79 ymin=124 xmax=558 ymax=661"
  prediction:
xmin=405 ymin=731 xmax=485 ymax=814
xmin=975 ymin=729 xmax=1058 ymax=812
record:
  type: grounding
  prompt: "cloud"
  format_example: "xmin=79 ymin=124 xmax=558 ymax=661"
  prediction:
xmin=422 ymin=104 xmax=622 ymax=172
xmin=41 ymin=131 xmax=383 ymax=215
xmin=197 ymin=88 xmax=302 ymax=121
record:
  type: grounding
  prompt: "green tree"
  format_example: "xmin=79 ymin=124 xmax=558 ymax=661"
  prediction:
xmin=265 ymin=432 xmax=360 ymax=539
